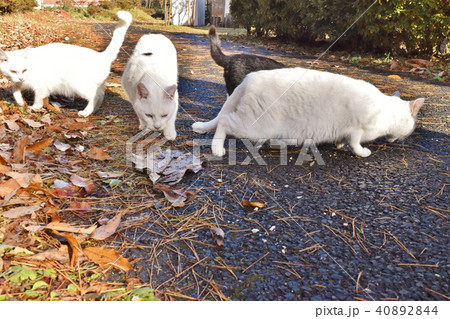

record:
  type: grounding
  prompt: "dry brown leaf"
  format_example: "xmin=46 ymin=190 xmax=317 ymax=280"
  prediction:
xmin=54 ymin=140 xmax=71 ymax=152
xmin=24 ymin=245 xmax=87 ymax=264
xmin=67 ymin=201 xmax=92 ymax=212
xmin=26 ymin=138 xmax=54 ymax=153
xmin=210 ymin=226 xmax=225 ymax=247
xmin=0 ymin=179 xmax=21 ymax=198
xmin=22 ymin=118 xmax=44 ymax=128
xmin=40 ymin=114 xmax=51 ymax=124
xmin=242 ymin=200 xmax=265 ymax=208
xmin=83 ymin=246 xmax=131 ymax=271
xmin=406 ymin=59 xmax=433 ymax=68
xmin=43 ymin=97 xmax=61 ymax=113
xmin=48 ymin=185 xmax=79 ymax=197
xmin=0 ymin=124 xmax=6 ymax=139
xmin=5 ymin=172 xmax=42 ymax=188
xmin=12 ymin=135 xmax=30 ymax=163
xmin=45 ymin=221 xmax=97 ymax=235
xmin=67 ymin=121 xmax=94 ymax=131
xmin=154 ymin=184 xmax=188 ymax=207
xmin=387 ymin=74 xmax=402 ymax=80
xmin=4 ymin=119 xmax=20 ymax=131
xmin=85 ymin=147 xmax=113 ymax=161
xmin=70 ymin=174 xmax=96 ymax=194
xmin=91 ymin=213 xmax=122 ymax=241
xmin=0 ymin=164 xmax=11 ymax=174
xmin=2 ymin=205 xmax=41 ymax=219
xmin=62 ymin=233 xmax=82 ymax=267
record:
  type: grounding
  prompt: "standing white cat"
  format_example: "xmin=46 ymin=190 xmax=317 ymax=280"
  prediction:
xmin=121 ymin=34 xmax=178 ymax=140
xmin=0 ymin=11 xmax=132 ymax=117
xmin=192 ymin=68 xmax=425 ymax=157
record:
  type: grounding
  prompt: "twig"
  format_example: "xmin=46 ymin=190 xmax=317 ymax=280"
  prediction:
xmin=242 ymin=252 xmax=270 ymax=274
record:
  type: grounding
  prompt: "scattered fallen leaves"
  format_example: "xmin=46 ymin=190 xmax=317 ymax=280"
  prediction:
xmin=86 ymin=147 xmax=113 ymax=161
xmin=0 ymin=179 xmax=21 ymax=198
xmin=91 ymin=213 xmax=122 ymax=241
xmin=12 ymin=135 xmax=30 ymax=163
xmin=83 ymin=246 xmax=132 ymax=271
xmin=67 ymin=201 xmax=92 ymax=212
xmin=54 ymin=140 xmax=71 ymax=152
xmin=5 ymin=172 xmax=42 ymax=188
xmin=44 ymin=221 xmax=97 ymax=235
xmin=22 ymin=118 xmax=44 ymax=128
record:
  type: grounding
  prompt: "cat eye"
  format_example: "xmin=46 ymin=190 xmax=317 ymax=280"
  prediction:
xmin=11 ymin=71 xmax=16 ymax=74
xmin=22 ymin=69 xmax=27 ymax=73
xmin=145 ymin=114 xmax=153 ymax=118
xmin=162 ymin=114 xmax=168 ymax=118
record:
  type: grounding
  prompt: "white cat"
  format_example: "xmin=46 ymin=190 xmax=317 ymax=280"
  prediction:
xmin=121 ymin=34 xmax=178 ymax=140
xmin=192 ymin=68 xmax=425 ymax=157
xmin=0 ymin=11 xmax=132 ymax=117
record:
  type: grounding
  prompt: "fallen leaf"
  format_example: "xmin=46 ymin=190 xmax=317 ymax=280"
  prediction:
xmin=86 ymin=147 xmax=113 ymax=161
xmin=26 ymin=138 xmax=54 ymax=153
xmin=12 ymin=135 xmax=30 ymax=163
xmin=67 ymin=201 xmax=92 ymax=212
xmin=154 ymin=184 xmax=188 ymax=207
xmin=45 ymin=221 xmax=97 ymax=235
xmin=0 ymin=124 xmax=6 ymax=139
xmin=0 ymin=151 xmax=11 ymax=164
xmin=4 ymin=119 xmax=20 ymax=131
xmin=387 ymin=74 xmax=402 ymax=80
xmin=48 ymin=125 xmax=62 ymax=133
xmin=0 ymin=244 xmax=34 ymax=256
xmin=22 ymin=118 xmax=44 ymax=128
xmin=210 ymin=226 xmax=225 ymax=247
xmin=91 ymin=213 xmax=122 ymax=241
xmin=0 ymin=179 xmax=21 ymax=198
xmin=83 ymin=246 xmax=131 ymax=271
xmin=96 ymin=171 xmax=124 ymax=179
xmin=43 ymin=97 xmax=61 ymax=113
xmin=54 ymin=140 xmax=71 ymax=152
xmin=48 ymin=185 xmax=79 ymax=197
xmin=51 ymin=179 xmax=70 ymax=188
xmin=24 ymin=246 xmax=87 ymax=264
xmin=67 ymin=121 xmax=94 ymax=131
xmin=5 ymin=172 xmax=42 ymax=188
xmin=40 ymin=114 xmax=51 ymax=124
xmin=406 ymin=58 xmax=433 ymax=68
xmin=2 ymin=205 xmax=41 ymax=219
xmin=0 ymin=164 xmax=11 ymax=174
xmin=62 ymin=233 xmax=82 ymax=267
xmin=70 ymin=174 xmax=96 ymax=194
xmin=242 ymin=200 xmax=265 ymax=208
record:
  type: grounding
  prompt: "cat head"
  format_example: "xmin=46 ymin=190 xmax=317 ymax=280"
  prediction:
xmin=135 ymin=80 xmax=178 ymax=132
xmin=0 ymin=48 xmax=28 ymax=83
xmin=386 ymin=94 xmax=425 ymax=142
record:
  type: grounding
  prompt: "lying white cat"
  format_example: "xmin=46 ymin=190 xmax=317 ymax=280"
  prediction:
xmin=192 ymin=68 xmax=425 ymax=157
xmin=0 ymin=11 xmax=132 ymax=117
xmin=122 ymin=34 xmax=178 ymax=140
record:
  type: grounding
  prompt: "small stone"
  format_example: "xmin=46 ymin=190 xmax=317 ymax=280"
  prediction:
xmin=252 ymin=229 xmax=260 ymax=234
xmin=270 ymin=225 xmax=276 ymax=231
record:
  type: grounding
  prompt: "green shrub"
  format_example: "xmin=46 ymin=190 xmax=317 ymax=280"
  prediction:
xmin=0 ymin=0 xmax=37 ymax=14
xmin=230 ymin=0 xmax=450 ymax=54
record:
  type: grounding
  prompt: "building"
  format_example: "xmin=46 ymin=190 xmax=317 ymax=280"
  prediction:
xmin=171 ymin=0 xmax=205 ymax=26
xmin=210 ymin=0 xmax=231 ymax=27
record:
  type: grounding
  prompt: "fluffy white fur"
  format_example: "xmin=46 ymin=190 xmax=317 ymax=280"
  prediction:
xmin=192 ymin=68 xmax=425 ymax=157
xmin=122 ymin=34 xmax=178 ymax=140
xmin=0 ymin=11 xmax=132 ymax=117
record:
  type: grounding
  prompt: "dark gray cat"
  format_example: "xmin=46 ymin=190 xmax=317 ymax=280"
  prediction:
xmin=208 ymin=26 xmax=285 ymax=95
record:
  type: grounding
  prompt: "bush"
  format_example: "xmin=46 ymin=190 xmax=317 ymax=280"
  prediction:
xmin=0 ymin=0 xmax=37 ymax=14
xmin=230 ymin=0 xmax=450 ymax=54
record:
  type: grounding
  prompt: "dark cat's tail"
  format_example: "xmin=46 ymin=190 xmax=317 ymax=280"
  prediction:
xmin=209 ymin=26 xmax=229 ymax=67
xmin=102 ymin=11 xmax=133 ymax=64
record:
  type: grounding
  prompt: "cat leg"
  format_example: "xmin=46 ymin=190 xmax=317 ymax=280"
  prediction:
xmin=79 ymin=88 xmax=104 ymax=117
xmin=30 ymin=88 xmax=49 ymax=110
xmin=12 ymin=83 xmax=25 ymax=106
xmin=211 ymin=125 xmax=226 ymax=157
xmin=163 ymin=115 xmax=177 ymax=141
xmin=348 ymin=130 xmax=371 ymax=157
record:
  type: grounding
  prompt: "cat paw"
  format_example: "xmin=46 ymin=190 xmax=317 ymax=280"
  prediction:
xmin=357 ymin=147 xmax=372 ymax=157
xmin=78 ymin=109 xmax=92 ymax=117
xmin=211 ymin=141 xmax=226 ymax=157
xmin=164 ymin=131 xmax=177 ymax=141
xmin=192 ymin=122 xmax=207 ymax=134
xmin=30 ymin=104 xmax=43 ymax=110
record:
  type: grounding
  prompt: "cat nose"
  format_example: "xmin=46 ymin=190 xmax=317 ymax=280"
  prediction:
xmin=154 ymin=124 xmax=161 ymax=130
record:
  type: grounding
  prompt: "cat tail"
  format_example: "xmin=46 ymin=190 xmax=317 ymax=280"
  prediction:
xmin=208 ymin=26 xmax=229 ymax=67
xmin=102 ymin=11 xmax=132 ymax=64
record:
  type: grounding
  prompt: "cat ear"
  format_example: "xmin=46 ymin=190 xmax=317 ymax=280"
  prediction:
xmin=393 ymin=91 xmax=401 ymax=98
xmin=409 ymin=98 xmax=425 ymax=117
xmin=137 ymin=83 xmax=150 ymax=99
xmin=165 ymin=84 xmax=177 ymax=100
xmin=0 ymin=49 xmax=8 ymax=63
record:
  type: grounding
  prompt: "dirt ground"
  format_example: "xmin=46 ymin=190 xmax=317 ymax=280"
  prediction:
xmin=1 ymin=18 xmax=449 ymax=301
